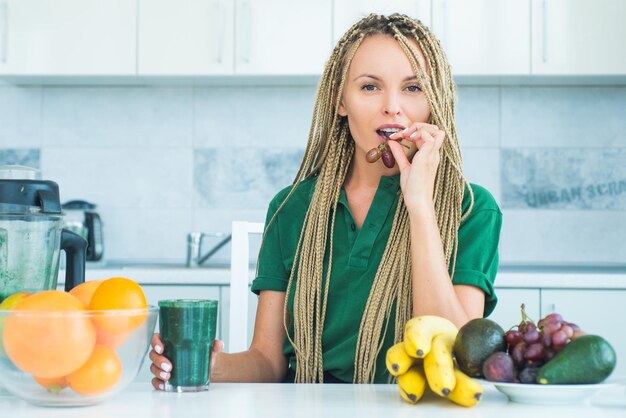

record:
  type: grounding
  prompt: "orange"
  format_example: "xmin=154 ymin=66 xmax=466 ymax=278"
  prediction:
xmin=0 ymin=291 xmax=30 ymax=310
xmin=95 ymin=327 xmax=133 ymax=349
xmin=34 ymin=375 xmax=69 ymax=394
xmin=0 ymin=291 xmax=31 ymax=357
xmin=3 ymin=291 xmax=96 ymax=378
xmin=69 ymin=279 xmax=105 ymax=308
xmin=67 ymin=345 xmax=122 ymax=396
xmin=89 ymin=277 xmax=147 ymax=335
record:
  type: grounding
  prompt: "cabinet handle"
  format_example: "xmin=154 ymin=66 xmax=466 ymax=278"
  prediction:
xmin=0 ymin=2 xmax=7 ymax=64
xmin=212 ymin=0 xmax=224 ymax=63
xmin=541 ymin=0 xmax=548 ymax=63
xmin=239 ymin=0 xmax=251 ymax=64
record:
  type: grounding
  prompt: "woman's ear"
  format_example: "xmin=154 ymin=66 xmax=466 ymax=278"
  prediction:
xmin=338 ymin=100 xmax=347 ymax=117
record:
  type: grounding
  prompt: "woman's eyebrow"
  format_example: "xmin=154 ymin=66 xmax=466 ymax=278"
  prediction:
xmin=353 ymin=74 xmax=419 ymax=82
xmin=354 ymin=74 xmax=380 ymax=81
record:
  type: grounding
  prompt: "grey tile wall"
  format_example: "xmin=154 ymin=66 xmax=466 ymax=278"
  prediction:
xmin=194 ymin=147 xmax=304 ymax=210
xmin=194 ymin=86 xmax=315 ymax=148
xmin=0 ymin=86 xmax=42 ymax=148
xmin=455 ymin=86 xmax=500 ymax=149
xmin=502 ymin=148 xmax=626 ymax=210
xmin=0 ymin=148 xmax=40 ymax=168
xmin=0 ymin=84 xmax=624 ymax=265
xmin=43 ymin=87 xmax=193 ymax=148
xmin=501 ymin=87 xmax=626 ymax=148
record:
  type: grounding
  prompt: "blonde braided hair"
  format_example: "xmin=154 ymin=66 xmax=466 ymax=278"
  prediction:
xmin=264 ymin=13 xmax=474 ymax=383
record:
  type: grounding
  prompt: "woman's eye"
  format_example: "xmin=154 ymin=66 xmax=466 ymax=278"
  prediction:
xmin=406 ymin=85 xmax=422 ymax=93
xmin=362 ymin=84 xmax=378 ymax=92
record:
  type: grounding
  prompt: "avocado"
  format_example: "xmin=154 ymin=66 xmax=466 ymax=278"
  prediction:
xmin=453 ymin=318 xmax=506 ymax=377
xmin=537 ymin=335 xmax=616 ymax=384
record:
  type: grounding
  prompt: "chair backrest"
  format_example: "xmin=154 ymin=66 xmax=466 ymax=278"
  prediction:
xmin=229 ymin=221 xmax=264 ymax=353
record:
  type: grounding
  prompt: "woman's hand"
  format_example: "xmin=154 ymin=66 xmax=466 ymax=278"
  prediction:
xmin=387 ymin=122 xmax=446 ymax=212
xmin=149 ymin=333 xmax=224 ymax=391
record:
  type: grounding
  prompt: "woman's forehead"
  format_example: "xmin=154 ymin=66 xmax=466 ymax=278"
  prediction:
xmin=348 ymin=34 xmax=428 ymax=79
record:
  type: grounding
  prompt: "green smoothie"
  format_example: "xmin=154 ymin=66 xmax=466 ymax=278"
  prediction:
xmin=158 ymin=299 xmax=218 ymax=392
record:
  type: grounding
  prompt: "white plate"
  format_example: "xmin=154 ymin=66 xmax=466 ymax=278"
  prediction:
xmin=479 ymin=379 xmax=624 ymax=405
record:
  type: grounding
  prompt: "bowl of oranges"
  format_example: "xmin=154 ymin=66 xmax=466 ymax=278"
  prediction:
xmin=0 ymin=277 xmax=158 ymax=406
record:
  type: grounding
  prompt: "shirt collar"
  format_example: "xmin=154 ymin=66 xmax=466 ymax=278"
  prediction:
xmin=338 ymin=174 xmax=401 ymax=208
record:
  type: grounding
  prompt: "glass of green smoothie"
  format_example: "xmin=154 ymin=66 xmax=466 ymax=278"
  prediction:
xmin=158 ymin=299 xmax=218 ymax=392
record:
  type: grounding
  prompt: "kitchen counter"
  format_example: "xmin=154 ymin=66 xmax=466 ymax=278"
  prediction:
xmin=1 ymin=382 xmax=625 ymax=418
xmin=59 ymin=263 xmax=626 ymax=289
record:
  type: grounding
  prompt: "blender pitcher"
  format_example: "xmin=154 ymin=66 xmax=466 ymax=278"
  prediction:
xmin=0 ymin=166 xmax=87 ymax=301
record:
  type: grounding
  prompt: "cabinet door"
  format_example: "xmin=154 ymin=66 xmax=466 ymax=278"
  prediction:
xmin=235 ymin=0 xmax=332 ymax=75
xmin=532 ymin=0 xmax=626 ymax=74
xmin=137 ymin=285 xmax=221 ymax=382
xmin=431 ymin=0 xmax=530 ymax=75
xmin=541 ymin=290 xmax=626 ymax=377
xmin=138 ymin=0 xmax=234 ymax=75
xmin=0 ymin=0 xmax=136 ymax=75
xmin=333 ymin=0 xmax=431 ymax=45
xmin=488 ymin=288 xmax=541 ymax=329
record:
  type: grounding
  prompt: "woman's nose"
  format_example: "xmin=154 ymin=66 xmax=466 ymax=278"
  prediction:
xmin=382 ymin=93 xmax=401 ymax=116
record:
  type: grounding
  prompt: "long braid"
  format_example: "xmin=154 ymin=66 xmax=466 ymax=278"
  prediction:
xmin=264 ymin=13 xmax=473 ymax=384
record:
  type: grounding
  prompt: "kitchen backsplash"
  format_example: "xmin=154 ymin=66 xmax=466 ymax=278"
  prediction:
xmin=0 ymin=84 xmax=624 ymax=265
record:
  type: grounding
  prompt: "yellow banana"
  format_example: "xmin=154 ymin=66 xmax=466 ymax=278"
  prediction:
xmin=423 ymin=333 xmax=456 ymax=396
xmin=397 ymin=364 xmax=427 ymax=404
xmin=404 ymin=315 xmax=458 ymax=358
xmin=447 ymin=369 xmax=483 ymax=407
xmin=386 ymin=342 xmax=415 ymax=376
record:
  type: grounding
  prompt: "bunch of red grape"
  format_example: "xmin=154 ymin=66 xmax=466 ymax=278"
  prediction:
xmin=503 ymin=305 xmax=586 ymax=383
xmin=366 ymin=143 xmax=396 ymax=168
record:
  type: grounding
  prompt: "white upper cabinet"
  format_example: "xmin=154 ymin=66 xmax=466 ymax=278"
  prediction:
xmin=0 ymin=0 xmax=624 ymax=78
xmin=0 ymin=0 xmax=136 ymax=75
xmin=431 ymin=0 xmax=530 ymax=75
xmin=234 ymin=0 xmax=332 ymax=75
xmin=333 ymin=1 xmax=432 ymax=44
xmin=531 ymin=0 xmax=626 ymax=75
xmin=138 ymin=0 xmax=235 ymax=75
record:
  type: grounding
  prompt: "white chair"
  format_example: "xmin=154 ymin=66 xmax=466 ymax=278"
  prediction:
xmin=229 ymin=221 xmax=264 ymax=353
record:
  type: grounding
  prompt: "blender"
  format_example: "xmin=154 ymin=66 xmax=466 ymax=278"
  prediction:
xmin=0 ymin=165 xmax=87 ymax=301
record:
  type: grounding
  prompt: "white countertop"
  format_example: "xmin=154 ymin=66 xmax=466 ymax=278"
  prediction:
xmin=2 ymin=382 xmax=625 ymax=418
xmin=59 ymin=264 xmax=626 ymax=289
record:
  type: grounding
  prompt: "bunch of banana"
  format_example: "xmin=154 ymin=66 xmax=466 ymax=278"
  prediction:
xmin=385 ymin=315 xmax=483 ymax=407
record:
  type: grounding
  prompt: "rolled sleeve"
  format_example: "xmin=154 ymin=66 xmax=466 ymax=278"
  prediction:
xmin=251 ymin=276 xmax=288 ymax=295
xmin=452 ymin=208 xmax=502 ymax=317
xmin=251 ymin=194 xmax=290 ymax=296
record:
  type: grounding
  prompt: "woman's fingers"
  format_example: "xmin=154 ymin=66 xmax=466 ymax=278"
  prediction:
xmin=152 ymin=377 xmax=165 ymax=391
xmin=387 ymin=140 xmax=411 ymax=172
xmin=416 ymin=129 xmax=443 ymax=159
xmin=212 ymin=339 xmax=224 ymax=354
xmin=150 ymin=363 xmax=170 ymax=381
xmin=390 ymin=126 xmax=444 ymax=154
xmin=389 ymin=122 xmax=439 ymax=141
xmin=149 ymin=348 xmax=172 ymax=376
xmin=151 ymin=333 xmax=163 ymax=354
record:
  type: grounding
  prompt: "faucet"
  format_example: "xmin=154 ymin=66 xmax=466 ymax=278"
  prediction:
xmin=186 ymin=232 xmax=232 ymax=267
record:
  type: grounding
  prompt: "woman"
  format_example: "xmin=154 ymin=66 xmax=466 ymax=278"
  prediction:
xmin=150 ymin=13 xmax=502 ymax=387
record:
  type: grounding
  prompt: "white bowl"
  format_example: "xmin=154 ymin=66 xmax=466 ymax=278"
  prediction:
xmin=480 ymin=379 xmax=623 ymax=405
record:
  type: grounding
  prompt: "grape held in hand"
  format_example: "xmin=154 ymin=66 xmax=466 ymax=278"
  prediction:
xmin=381 ymin=150 xmax=395 ymax=168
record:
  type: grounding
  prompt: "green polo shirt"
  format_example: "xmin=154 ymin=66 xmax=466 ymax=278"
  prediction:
xmin=251 ymin=174 xmax=502 ymax=383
